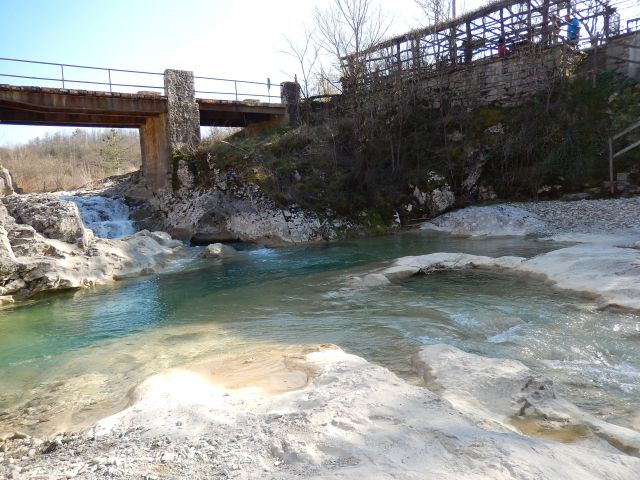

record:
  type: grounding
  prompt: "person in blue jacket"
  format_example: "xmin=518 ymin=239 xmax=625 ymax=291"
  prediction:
xmin=565 ymin=15 xmax=580 ymax=46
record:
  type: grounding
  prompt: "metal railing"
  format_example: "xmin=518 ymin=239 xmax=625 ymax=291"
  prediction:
xmin=608 ymin=119 xmax=640 ymax=193
xmin=193 ymin=74 xmax=277 ymax=102
xmin=0 ymin=57 xmax=281 ymax=102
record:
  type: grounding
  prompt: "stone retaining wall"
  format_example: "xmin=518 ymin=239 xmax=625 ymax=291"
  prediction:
xmin=381 ymin=31 xmax=639 ymax=109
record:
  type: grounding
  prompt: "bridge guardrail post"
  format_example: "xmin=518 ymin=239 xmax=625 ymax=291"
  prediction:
xmin=280 ymin=81 xmax=301 ymax=126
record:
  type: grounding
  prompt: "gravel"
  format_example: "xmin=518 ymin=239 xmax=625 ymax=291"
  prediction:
xmin=510 ymin=196 xmax=640 ymax=235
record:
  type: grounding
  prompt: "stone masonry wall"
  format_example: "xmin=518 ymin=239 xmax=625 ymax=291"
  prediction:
xmin=164 ymin=69 xmax=201 ymax=152
xmin=410 ymin=45 xmax=573 ymax=109
xmin=387 ymin=32 xmax=639 ymax=109
xmin=592 ymin=31 xmax=640 ymax=82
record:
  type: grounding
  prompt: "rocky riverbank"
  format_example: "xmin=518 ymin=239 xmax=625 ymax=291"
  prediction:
xmin=0 ymin=169 xmax=184 ymax=303
xmin=1 ymin=345 xmax=639 ymax=479
xmin=111 ymin=170 xmax=342 ymax=245
xmin=2 ymin=175 xmax=639 ymax=478
xmin=354 ymin=197 xmax=640 ymax=310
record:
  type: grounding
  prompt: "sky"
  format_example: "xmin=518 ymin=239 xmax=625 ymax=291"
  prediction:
xmin=0 ymin=0 xmax=562 ymax=145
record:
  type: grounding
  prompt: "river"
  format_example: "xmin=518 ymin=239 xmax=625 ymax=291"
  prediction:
xmin=0 ymin=197 xmax=638 ymax=438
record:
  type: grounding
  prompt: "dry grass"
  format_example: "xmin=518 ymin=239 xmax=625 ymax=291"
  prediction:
xmin=0 ymin=129 xmax=141 ymax=192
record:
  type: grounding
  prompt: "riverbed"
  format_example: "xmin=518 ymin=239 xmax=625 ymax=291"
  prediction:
xmin=1 ymin=228 xmax=638 ymax=439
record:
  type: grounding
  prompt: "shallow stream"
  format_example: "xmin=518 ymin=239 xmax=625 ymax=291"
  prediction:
xmin=0 ymin=199 xmax=638 ymax=437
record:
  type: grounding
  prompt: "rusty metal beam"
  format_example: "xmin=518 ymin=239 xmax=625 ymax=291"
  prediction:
xmin=0 ymin=107 xmax=147 ymax=127
xmin=0 ymin=85 xmax=285 ymax=129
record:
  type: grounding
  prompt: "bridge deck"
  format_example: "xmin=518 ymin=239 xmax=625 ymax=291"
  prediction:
xmin=0 ymin=85 xmax=285 ymax=128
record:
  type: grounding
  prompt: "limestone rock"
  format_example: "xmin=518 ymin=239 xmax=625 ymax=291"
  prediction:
xmin=415 ymin=344 xmax=640 ymax=455
xmin=147 ymin=187 xmax=327 ymax=244
xmin=0 ymin=193 xmax=184 ymax=300
xmin=428 ymin=187 xmax=455 ymax=216
xmin=422 ymin=205 xmax=545 ymax=237
xmin=0 ymin=167 xmax=16 ymax=196
xmin=2 ymin=194 xmax=92 ymax=247
xmin=198 ymin=242 xmax=236 ymax=258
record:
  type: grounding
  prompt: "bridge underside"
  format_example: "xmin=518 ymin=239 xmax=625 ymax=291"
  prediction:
xmin=0 ymin=85 xmax=286 ymax=192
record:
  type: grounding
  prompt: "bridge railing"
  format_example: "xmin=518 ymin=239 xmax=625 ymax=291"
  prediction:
xmin=0 ymin=57 xmax=281 ymax=103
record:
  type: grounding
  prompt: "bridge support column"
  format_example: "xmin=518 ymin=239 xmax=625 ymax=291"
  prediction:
xmin=164 ymin=69 xmax=201 ymax=152
xmin=139 ymin=69 xmax=202 ymax=193
xmin=280 ymin=81 xmax=301 ymax=126
xmin=139 ymin=114 xmax=171 ymax=193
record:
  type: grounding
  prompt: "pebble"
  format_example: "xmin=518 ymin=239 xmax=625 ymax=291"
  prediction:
xmin=161 ymin=451 xmax=175 ymax=463
xmin=511 ymin=197 xmax=640 ymax=235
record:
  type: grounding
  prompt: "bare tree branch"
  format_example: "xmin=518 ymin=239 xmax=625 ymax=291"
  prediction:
xmin=282 ymin=28 xmax=321 ymax=99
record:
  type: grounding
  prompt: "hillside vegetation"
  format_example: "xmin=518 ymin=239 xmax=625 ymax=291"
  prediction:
xmin=0 ymin=129 xmax=141 ymax=192
xmin=184 ymin=72 xmax=640 ymax=230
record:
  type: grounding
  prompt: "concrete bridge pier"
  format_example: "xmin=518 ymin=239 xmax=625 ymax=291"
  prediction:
xmin=139 ymin=114 xmax=170 ymax=193
xmin=139 ymin=69 xmax=201 ymax=193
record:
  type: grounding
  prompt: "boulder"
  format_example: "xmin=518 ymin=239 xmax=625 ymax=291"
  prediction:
xmin=2 ymin=194 xmax=93 ymax=247
xmin=0 ymin=193 xmax=184 ymax=300
xmin=0 ymin=167 xmax=16 ymax=196
xmin=428 ymin=187 xmax=455 ymax=216
xmin=415 ymin=344 xmax=640 ymax=455
xmin=198 ymin=242 xmax=236 ymax=258
xmin=151 ymin=188 xmax=326 ymax=244
xmin=422 ymin=205 xmax=546 ymax=237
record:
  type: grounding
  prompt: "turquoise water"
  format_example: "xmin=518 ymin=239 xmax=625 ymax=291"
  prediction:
xmin=1 ymin=231 xmax=638 ymax=436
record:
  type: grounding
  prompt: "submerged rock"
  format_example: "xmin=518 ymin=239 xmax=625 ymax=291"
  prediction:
xmin=198 ymin=242 xmax=236 ymax=258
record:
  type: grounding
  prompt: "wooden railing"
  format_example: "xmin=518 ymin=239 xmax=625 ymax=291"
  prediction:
xmin=608 ymin=119 xmax=640 ymax=193
xmin=342 ymin=0 xmax=639 ymax=83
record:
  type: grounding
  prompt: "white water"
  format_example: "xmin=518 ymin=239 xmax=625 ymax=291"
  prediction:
xmin=61 ymin=195 xmax=136 ymax=239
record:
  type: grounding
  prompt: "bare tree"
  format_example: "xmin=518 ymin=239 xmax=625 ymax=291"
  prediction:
xmin=415 ymin=0 xmax=452 ymax=26
xmin=282 ymin=28 xmax=321 ymax=99
xmin=313 ymin=0 xmax=391 ymax=91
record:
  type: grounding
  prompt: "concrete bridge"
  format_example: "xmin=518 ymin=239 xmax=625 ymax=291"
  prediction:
xmin=0 ymin=65 xmax=300 ymax=192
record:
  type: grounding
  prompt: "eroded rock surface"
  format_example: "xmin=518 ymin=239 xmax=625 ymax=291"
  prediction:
xmin=3 ymin=194 xmax=91 ymax=246
xmin=0 ymin=182 xmax=184 ymax=301
xmin=126 ymin=169 xmax=335 ymax=244
xmin=422 ymin=204 xmax=546 ymax=236
xmin=2 ymin=346 xmax=638 ymax=479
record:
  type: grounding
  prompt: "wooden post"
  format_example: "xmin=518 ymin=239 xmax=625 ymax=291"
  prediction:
xmin=527 ymin=0 xmax=532 ymax=41
xmin=465 ymin=21 xmax=473 ymax=63
xmin=450 ymin=27 xmax=458 ymax=65
xmin=500 ymin=7 xmax=505 ymax=51
xmin=412 ymin=38 xmax=421 ymax=69
xmin=541 ymin=0 xmax=550 ymax=45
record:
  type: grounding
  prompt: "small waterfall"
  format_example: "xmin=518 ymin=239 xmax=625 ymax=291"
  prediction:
xmin=62 ymin=195 xmax=136 ymax=239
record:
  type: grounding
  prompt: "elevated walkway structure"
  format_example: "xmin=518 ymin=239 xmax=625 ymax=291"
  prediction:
xmin=341 ymin=0 xmax=639 ymax=107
